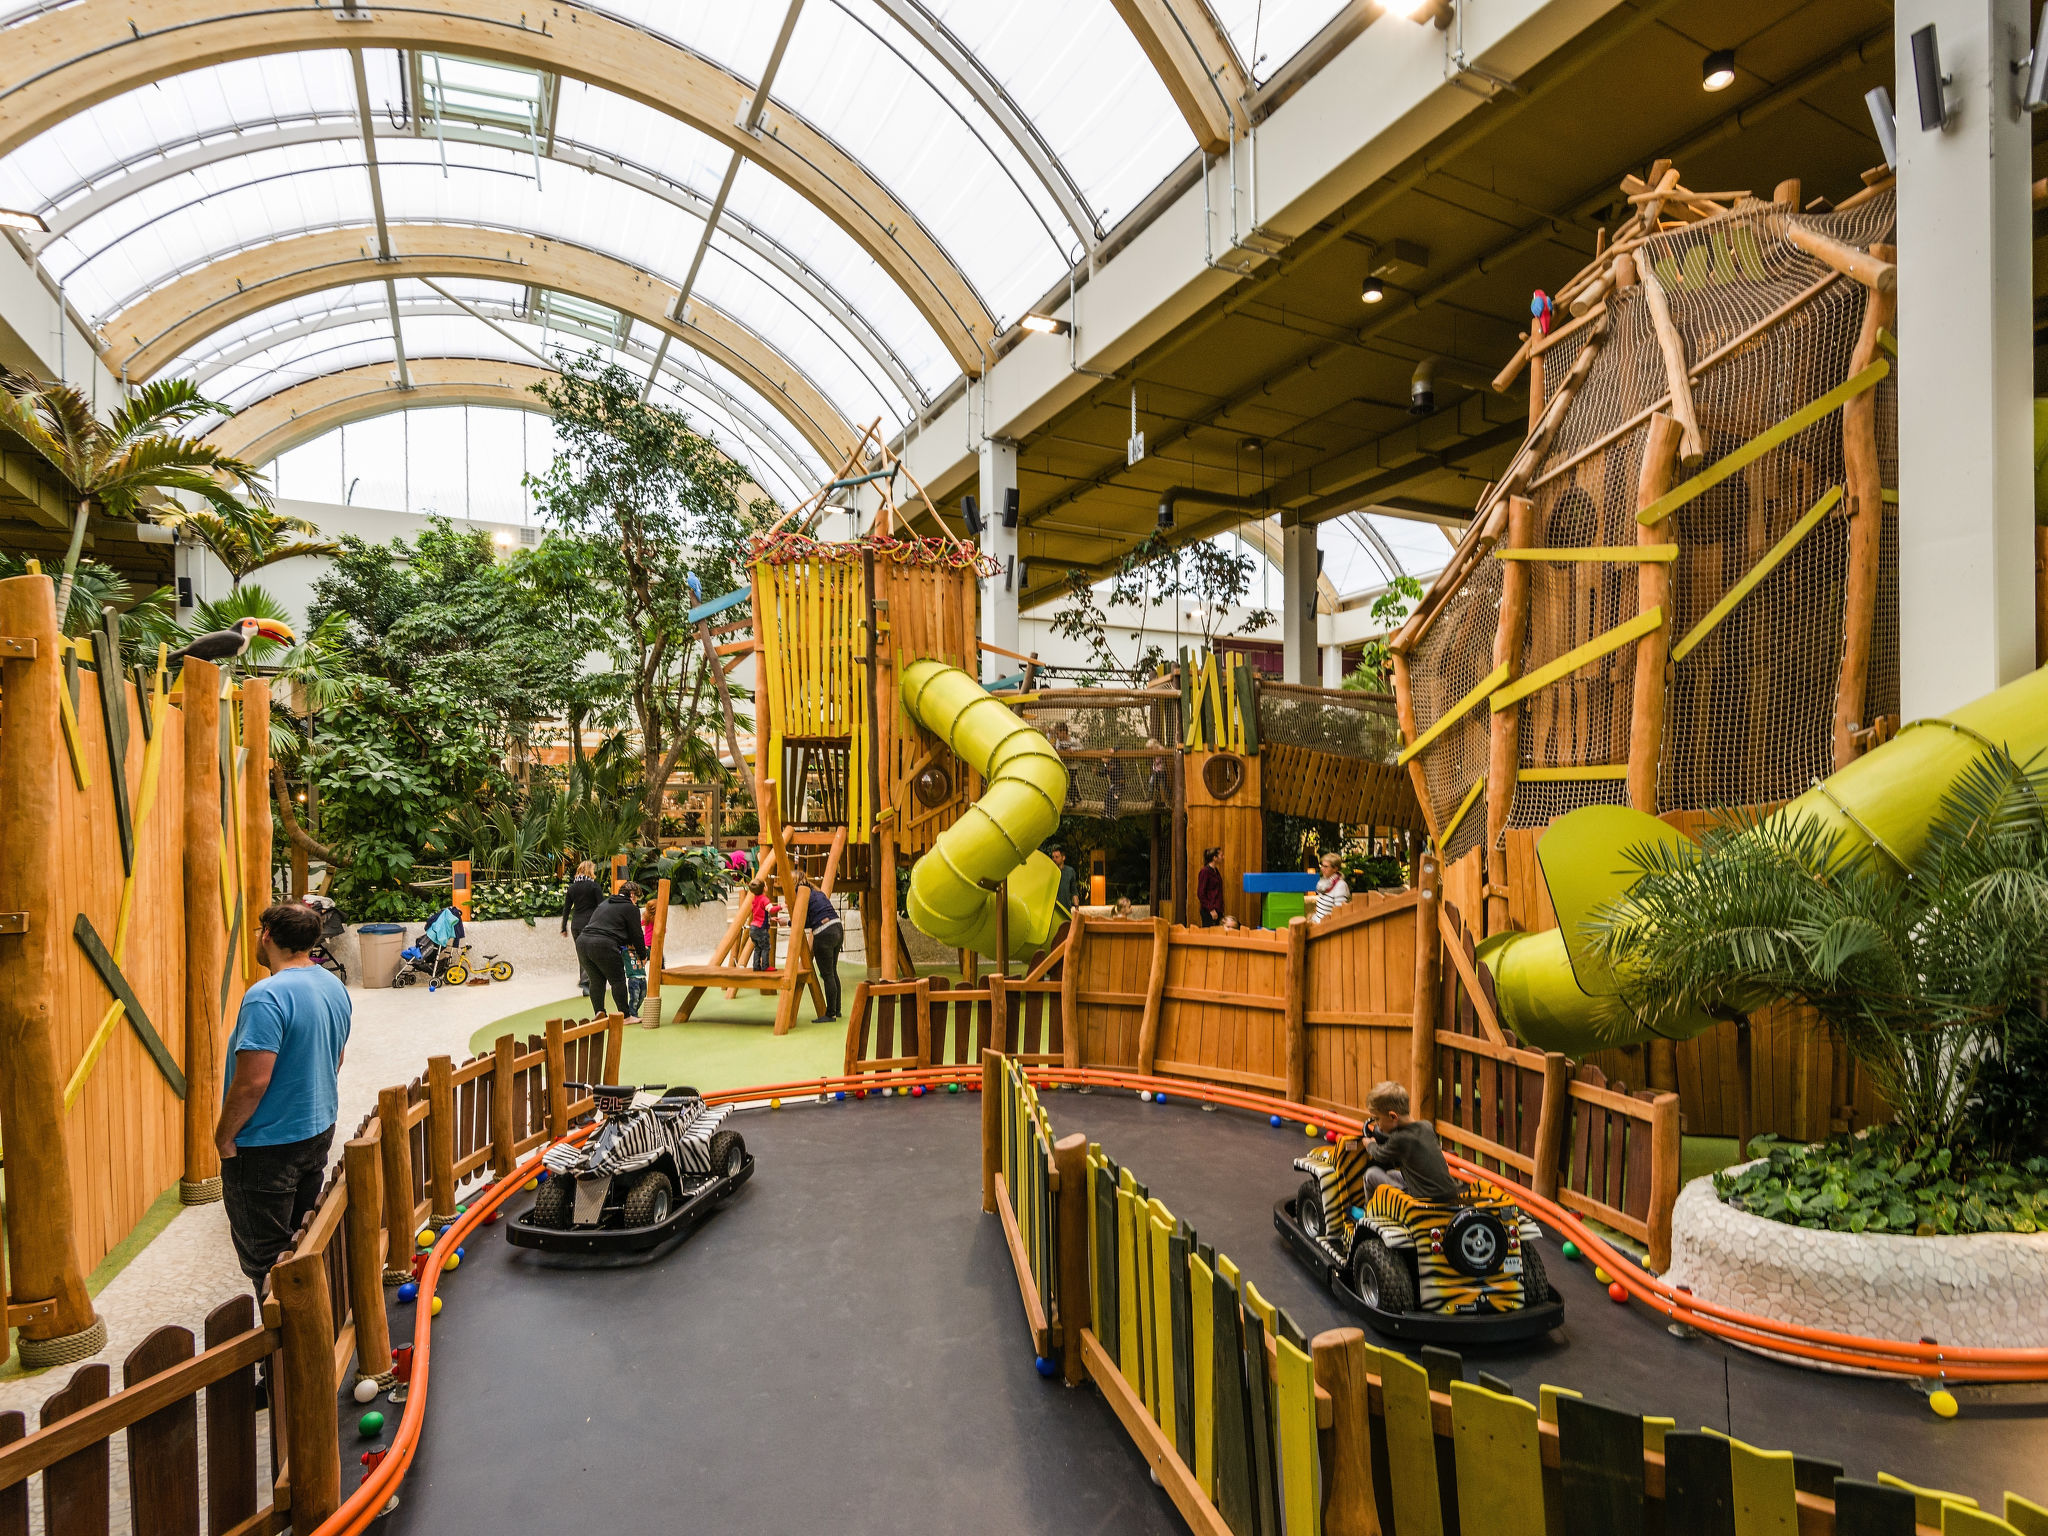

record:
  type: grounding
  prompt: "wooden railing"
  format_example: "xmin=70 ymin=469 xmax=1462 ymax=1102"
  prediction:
xmin=0 ymin=1013 xmax=625 ymax=1532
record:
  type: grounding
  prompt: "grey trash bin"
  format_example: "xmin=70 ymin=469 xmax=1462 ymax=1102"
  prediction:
xmin=357 ymin=924 xmax=408 ymax=989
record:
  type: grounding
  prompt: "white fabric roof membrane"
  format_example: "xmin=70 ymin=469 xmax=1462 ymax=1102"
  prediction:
xmin=0 ymin=0 xmax=1357 ymax=498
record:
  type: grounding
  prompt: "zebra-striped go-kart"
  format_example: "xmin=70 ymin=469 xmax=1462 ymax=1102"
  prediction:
xmin=507 ymin=1083 xmax=753 ymax=1254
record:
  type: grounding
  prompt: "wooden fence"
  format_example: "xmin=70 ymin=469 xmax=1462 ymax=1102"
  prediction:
xmin=0 ymin=570 xmax=271 ymax=1362
xmin=980 ymin=1047 xmax=2037 ymax=1536
xmin=0 ymin=1012 xmax=623 ymax=1533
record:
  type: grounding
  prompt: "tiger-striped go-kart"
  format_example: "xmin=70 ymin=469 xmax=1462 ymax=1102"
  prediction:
xmin=1274 ymin=1134 xmax=1563 ymax=1343
xmin=507 ymin=1083 xmax=753 ymax=1254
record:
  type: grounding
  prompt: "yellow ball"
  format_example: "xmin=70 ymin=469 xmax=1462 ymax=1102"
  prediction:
xmin=770 ymin=1098 xmax=782 ymax=1109
xmin=1928 ymin=1389 xmax=1959 ymax=1418
xmin=415 ymin=1229 xmax=435 ymax=1249
xmin=430 ymin=1295 xmax=443 ymax=1316
xmin=443 ymin=1252 xmax=461 ymax=1271
xmin=1593 ymin=1267 xmax=1613 ymax=1285
xmin=523 ymin=1178 xmax=539 ymax=1191
xmin=1304 ymin=1124 xmax=1318 ymax=1137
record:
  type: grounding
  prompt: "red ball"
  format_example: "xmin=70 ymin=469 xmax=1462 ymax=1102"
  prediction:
xmin=912 ymin=1085 xmax=925 ymax=1097
xmin=1325 ymin=1130 xmax=1339 ymax=1143
xmin=1607 ymin=1280 xmax=1629 ymax=1303
xmin=856 ymin=1089 xmax=868 ymax=1100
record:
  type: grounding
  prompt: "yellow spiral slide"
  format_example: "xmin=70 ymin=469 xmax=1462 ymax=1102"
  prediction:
xmin=900 ymin=660 xmax=1069 ymax=960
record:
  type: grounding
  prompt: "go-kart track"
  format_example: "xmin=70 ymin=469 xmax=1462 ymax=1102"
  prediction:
xmin=371 ymin=1092 xmax=2040 ymax=1532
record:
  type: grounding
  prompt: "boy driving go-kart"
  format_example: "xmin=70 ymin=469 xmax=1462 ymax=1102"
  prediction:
xmin=1275 ymin=1080 xmax=1563 ymax=1342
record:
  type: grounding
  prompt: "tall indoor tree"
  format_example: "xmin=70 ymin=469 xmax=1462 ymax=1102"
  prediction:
xmin=0 ymin=372 xmax=271 ymax=618
xmin=154 ymin=502 xmax=338 ymax=587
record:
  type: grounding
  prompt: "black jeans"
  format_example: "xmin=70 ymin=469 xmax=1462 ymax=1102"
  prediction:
xmin=221 ymin=1127 xmax=334 ymax=1287
xmin=809 ymin=924 xmax=843 ymax=1018
xmin=579 ymin=937 xmax=633 ymax=1016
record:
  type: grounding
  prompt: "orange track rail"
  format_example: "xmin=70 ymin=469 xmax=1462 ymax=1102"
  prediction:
xmin=311 ymin=1066 xmax=2048 ymax=1534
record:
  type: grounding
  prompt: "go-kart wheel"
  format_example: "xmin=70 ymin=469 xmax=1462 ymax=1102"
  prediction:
xmin=623 ymin=1171 xmax=673 ymax=1227
xmin=444 ymin=963 xmax=470 ymax=987
xmin=708 ymin=1130 xmax=746 ymax=1180
xmin=1519 ymin=1242 xmax=1554 ymax=1304
xmin=1350 ymin=1234 xmax=1416 ymax=1314
xmin=489 ymin=960 xmax=515 ymax=982
xmin=1445 ymin=1208 xmax=1510 ymax=1278
xmin=531 ymin=1175 xmax=576 ymax=1228
xmin=1297 ymin=1179 xmax=1329 ymax=1242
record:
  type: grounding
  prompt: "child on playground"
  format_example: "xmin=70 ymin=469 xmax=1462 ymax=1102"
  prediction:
xmin=1360 ymin=1081 xmax=1462 ymax=1202
xmin=748 ymin=879 xmax=777 ymax=971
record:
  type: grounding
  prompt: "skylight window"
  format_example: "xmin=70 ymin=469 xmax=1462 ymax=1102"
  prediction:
xmin=528 ymin=288 xmax=627 ymax=348
xmin=411 ymin=53 xmax=557 ymax=180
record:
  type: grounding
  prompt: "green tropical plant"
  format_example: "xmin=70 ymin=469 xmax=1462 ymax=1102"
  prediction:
xmin=1343 ymin=574 xmax=1423 ymax=693
xmin=155 ymin=503 xmax=338 ymax=586
xmin=0 ymin=372 xmax=271 ymax=620
xmin=1585 ymin=752 xmax=2048 ymax=1146
xmin=1716 ymin=1129 xmax=2048 ymax=1236
xmin=0 ymin=552 xmax=182 ymax=658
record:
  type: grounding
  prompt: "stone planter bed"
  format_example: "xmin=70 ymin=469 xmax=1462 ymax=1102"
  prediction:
xmin=1661 ymin=1169 xmax=2048 ymax=1371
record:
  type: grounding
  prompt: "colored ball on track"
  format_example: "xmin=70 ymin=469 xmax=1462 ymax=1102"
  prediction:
xmin=353 ymin=1378 xmax=380 ymax=1404
xmin=948 ymin=1083 xmax=960 ymax=1094
xmin=523 ymin=1178 xmax=539 ymax=1192
xmin=483 ymin=1210 xmax=500 ymax=1224
xmin=357 ymin=1411 xmax=385 ymax=1438
xmin=1326 ymin=1130 xmax=1339 ymax=1143
xmin=912 ymin=1085 xmax=925 ymax=1097
xmin=1154 ymin=1093 xmax=1167 ymax=1106
xmin=1304 ymin=1124 xmax=1319 ymax=1138
xmin=397 ymin=1282 xmax=418 ymax=1303
xmin=1607 ymin=1281 xmax=1628 ymax=1303
xmin=430 ymin=1295 xmax=443 ymax=1316
xmin=455 ymin=1246 xmax=465 ymax=1259
xmin=443 ymin=1253 xmax=460 ymax=1271
xmin=1593 ymin=1266 xmax=1612 ymax=1285
xmin=415 ymin=1229 xmax=434 ymax=1249
xmin=1139 ymin=1090 xmax=1153 ymax=1102
xmin=1560 ymin=1241 xmax=1580 ymax=1261
xmin=1270 ymin=1114 xmax=1283 ymax=1128
xmin=455 ymin=1204 xmax=467 ymax=1215
xmin=1929 ymin=1390 xmax=1959 ymax=1418
xmin=771 ymin=1098 xmax=782 ymax=1109
xmin=1034 ymin=1356 xmax=1057 ymax=1378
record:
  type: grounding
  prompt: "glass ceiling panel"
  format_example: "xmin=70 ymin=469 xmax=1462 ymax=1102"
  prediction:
xmin=1206 ymin=0 xmax=1351 ymax=85
xmin=927 ymin=0 xmax=1192 ymax=231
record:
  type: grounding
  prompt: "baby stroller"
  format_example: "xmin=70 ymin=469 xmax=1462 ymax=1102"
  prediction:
xmin=304 ymin=895 xmax=347 ymax=983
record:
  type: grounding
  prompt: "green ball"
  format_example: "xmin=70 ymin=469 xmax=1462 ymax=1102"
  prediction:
xmin=1561 ymin=1241 xmax=1580 ymax=1261
xmin=948 ymin=1083 xmax=960 ymax=1094
xmin=357 ymin=1410 xmax=386 ymax=1438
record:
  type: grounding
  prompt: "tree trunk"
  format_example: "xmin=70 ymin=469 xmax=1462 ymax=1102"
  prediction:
xmin=51 ymin=496 xmax=91 ymax=626
xmin=271 ymin=762 xmax=339 ymax=864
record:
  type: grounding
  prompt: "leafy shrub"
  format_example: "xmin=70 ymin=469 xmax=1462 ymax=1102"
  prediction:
xmin=1715 ymin=1128 xmax=2048 ymax=1235
xmin=470 ymin=878 xmax=567 ymax=922
xmin=1971 ymin=1007 xmax=2048 ymax=1161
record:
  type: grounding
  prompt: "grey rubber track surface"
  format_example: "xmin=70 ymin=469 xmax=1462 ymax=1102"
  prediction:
xmin=369 ymin=1090 xmax=2044 ymax=1531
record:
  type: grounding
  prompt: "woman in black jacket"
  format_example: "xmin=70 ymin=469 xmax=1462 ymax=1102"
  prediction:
xmin=560 ymin=860 xmax=604 ymax=989
xmin=576 ymin=883 xmax=649 ymax=1021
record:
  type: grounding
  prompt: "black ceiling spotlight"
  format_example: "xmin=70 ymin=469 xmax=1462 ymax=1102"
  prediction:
xmin=1157 ymin=497 xmax=1175 ymax=530
xmin=960 ymin=493 xmax=982 ymax=538
xmin=1701 ymin=49 xmax=1735 ymax=92
xmin=1001 ymin=486 xmax=1020 ymax=528
xmin=1911 ymin=24 xmax=1950 ymax=131
xmin=1360 ymin=276 xmax=1385 ymax=304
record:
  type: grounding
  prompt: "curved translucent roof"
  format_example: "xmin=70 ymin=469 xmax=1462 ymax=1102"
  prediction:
xmin=0 ymin=0 xmax=1355 ymax=502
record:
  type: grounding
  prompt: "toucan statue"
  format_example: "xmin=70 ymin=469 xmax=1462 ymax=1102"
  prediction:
xmin=167 ymin=616 xmax=295 ymax=670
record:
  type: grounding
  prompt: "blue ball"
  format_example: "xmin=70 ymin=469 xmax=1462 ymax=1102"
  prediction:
xmin=1154 ymin=1093 xmax=1167 ymax=1106
xmin=397 ymin=1282 xmax=418 ymax=1303
xmin=455 ymin=1246 xmax=466 ymax=1259
xmin=1034 ymin=1356 xmax=1057 ymax=1378
xmin=1270 ymin=1114 xmax=1283 ymax=1128
xmin=834 ymin=1090 xmax=846 ymax=1101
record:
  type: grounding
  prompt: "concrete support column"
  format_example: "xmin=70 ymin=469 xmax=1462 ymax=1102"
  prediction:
xmin=979 ymin=435 xmax=1019 ymax=681
xmin=1895 ymin=0 xmax=2035 ymax=715
xmin=1322 ymin=644 xmax=1345 ymax=689
xmin=1280 ymin=517 xmax=1318 ymax=684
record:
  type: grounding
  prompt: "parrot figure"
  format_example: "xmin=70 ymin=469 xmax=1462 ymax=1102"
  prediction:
xmin=1530 ymin=290 xmax=1554 ymax=338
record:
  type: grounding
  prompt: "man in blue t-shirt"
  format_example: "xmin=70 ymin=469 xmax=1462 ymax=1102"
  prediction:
xmin=215 ymin=902 xmax=352 ymax=1295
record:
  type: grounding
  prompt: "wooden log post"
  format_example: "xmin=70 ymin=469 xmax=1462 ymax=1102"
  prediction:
xmin=1733 ymin=1015 xmax=1755 ymax=1160
xmin=341 ymin=1134 xmax=392 ymax=1381
xmin=1282 ymin=917 xmax=1308 ymax=1104
xmin=544 ymin=1016 xmax=570 ymax=1138
xmin=0 ymin=575 xmax=102 ymax=1362
xmin=180 ymin=657 xmax=226 ymax=1206
xmin=376 ymin=1085 xmax=417 ymax=1281
xmin=425 ymin=1055 xmax=457 ymax=1223
xmin=1135 ymin=917 xmax=1171 ymax=1077
xmin=643 ymin=876 xmax=671 ymax=1029
xmin=980 ymin=1049 xmax=1003 ymax=1214
xmin=1409 ymin=855 xmax=1440 ymax=1121
xmin=272 ymin=1251 xmax=340 ymax=1528
xmin=603 ymin=1011 xmax=625 ymax=1084
xmin=1311 ymin=1328 xmax=1378 ymax=1536
xmin=1784 ymin=221 xmax=1897 ymax=296
xmin=490 ymin=1034 xmax=516 ymax=1179
xmin=240 ymin=677 xmax=272 ymax=974
xmin=1647 ymin=1091 xmax=1681 ymax=1273
xmin=1532 ymin=1052 xmax=1571 ymax=1201
xmin=1627 ymin=413 xmax=1687 ymax=814
xmin=1831 ymin=245 xmax=1899 ymax=770
xmin=1484 ymin=495 xmax=1536 ymax=934
xmin=1059 ymin=921 xmax=1085 ymax=1071
xmin=878 ymin=829 xmax=902 ymax=982
xmin=1053 ymin=1132 xmax=1091 ymax=1388
xmin=1639 ymin=272 xmax=1705 ymax=465
xmin=988 ymin=974 xmax=1009 ymax=1059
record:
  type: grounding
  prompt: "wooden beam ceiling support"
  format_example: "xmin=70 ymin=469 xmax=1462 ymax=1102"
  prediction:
xmin=1105 ymin=0 xmax=1249 ymax=153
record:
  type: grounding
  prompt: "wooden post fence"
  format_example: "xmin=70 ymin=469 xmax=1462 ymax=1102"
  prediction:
xmin=545 ymin=1016 xmax=570 ymax=1137
xmin=1410 ymin=854 xmax=1441 ymax=1121
xmin=377 ymin=1085 xmax=417 ymax=1281
xmin=1053 ymin=1131 xmax=1090 ymax=1387
xmin=491 ymin=1032 xmax=517 ymax=1178
xmin=426 ymin=1054 xmax=457 ymax=1223
xmin=1281 ymin=916 xmax=1308 ymax=1103
xmin=341 ymin=1132 xmax=392 ymax=1381
xmin=181 ymin=657 xmax=226 ymax=1207
xmin=240 ymin=677 xmax=272 ymax=963
xmin=644 ymin=876 xmax=671 ymax=1029
xmin=272 ymin=1250 xmax=340 ymax=1527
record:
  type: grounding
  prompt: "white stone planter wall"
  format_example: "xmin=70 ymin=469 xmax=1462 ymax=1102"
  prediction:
xmin=1663 ymin=1171 xmax=2048 ymax=1365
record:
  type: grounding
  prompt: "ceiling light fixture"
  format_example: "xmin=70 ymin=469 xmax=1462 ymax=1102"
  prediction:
xmin=1379 ymin=0 xmax=1434 ymax=19
xmin=1018 ymin=312 xmax=1070 ymax=336
xmin=1701 ymin=49 xmax=1736 ymax=92
xmin=0 ymin=207 xmax=49 ymax=233
xmin=1361 ymin=278 xmax=1385 ymax=304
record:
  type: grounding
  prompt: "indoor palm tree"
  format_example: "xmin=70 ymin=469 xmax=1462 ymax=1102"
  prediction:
xmin=154 ymin=503 xmax=338 ymax=587
xmin=0 ymin=372 xmax=271 ymax=619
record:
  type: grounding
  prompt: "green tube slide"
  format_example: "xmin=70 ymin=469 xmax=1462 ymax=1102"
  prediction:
xmin=900 ymin=659 xmax=1069 ymax=961
xmin=1483 ymin=664 xmax=2048 ymax=1056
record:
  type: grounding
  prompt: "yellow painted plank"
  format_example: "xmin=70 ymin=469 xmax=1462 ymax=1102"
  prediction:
xmin=1490 ymin=607 xmax=1663 ymax=714
xmin=1191 ymin=1250 xmax=1216 ymax=1499
xmin=1517 ymin=765 xmax=1630 ymax=782
xmin=1117 ymin=1182 xmax=1142 ymax=1397
xmin=1149 ymin=1203 xmax=1176 ymax=1442
xmin=2005 ymin=1495 xmax=2048 ymax=1536
xmin=1438 ymin=777 xmax=1484 ymax=849
xmin=1087 ymin=1148 xmax=1104 ymax=1339
xmin=1637 ymin=359 xmax=1888 ymax=525
xmin=1241 ymin=1277 xmax=1277 ymax=1337
xmin=1880 ymin=1473 xmax=1979 ymax=1529
xmin=1274 ymin=1333 xmax=1319 ymax=1536
xmin=1711 ymin=1432 xmax=1797 ymax=1536
xmin=1670 ymin=486 xmax=1841 ymax=663
xmin=1397 ymin=662 xmax=1510 ymax=765
xmin=1642 ymin=1416 xmax=1673 ymax=1454
xmin=1944 ymin=1509 xmax=2023 ymax=1536
xmin=1451 ymin=1382 xmax=1544 ymax=1536
xmin=1376 ymin=1347 xmax=1444 ymax=1536
xmin=1497 ymin=545 xmax=1679 ymax=562
xmin=1537 ymin=1384 xmax=1581 ymax=1425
